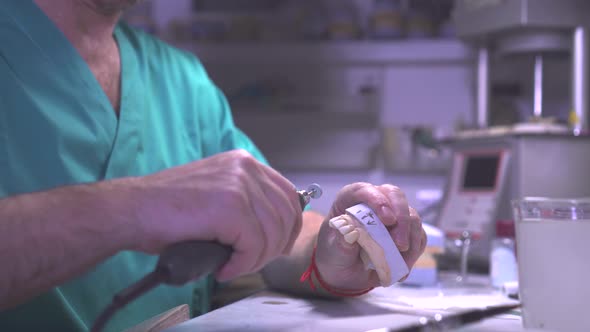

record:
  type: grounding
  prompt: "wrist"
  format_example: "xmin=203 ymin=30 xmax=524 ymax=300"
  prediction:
xmin=300 ymin=246 xmax=374 ymax=297
xmin=89 ymin=177 xmax=143 ymax=252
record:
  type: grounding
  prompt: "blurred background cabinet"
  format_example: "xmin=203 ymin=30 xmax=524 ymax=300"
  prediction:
xmin=121 ymin=0 xmax=498 ymax=216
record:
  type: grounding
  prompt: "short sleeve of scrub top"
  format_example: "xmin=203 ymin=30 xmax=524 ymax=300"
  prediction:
xmin=0 ymin=0 xmax=269 ymax=331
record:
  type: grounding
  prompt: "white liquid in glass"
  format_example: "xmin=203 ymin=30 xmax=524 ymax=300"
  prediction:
xmin=516 ymin=219 xmax=590 ymax=331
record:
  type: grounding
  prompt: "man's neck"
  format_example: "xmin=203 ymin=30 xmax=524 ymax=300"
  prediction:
xmin=34 ymin=0 xmax=124 ymax=113
xmin=34 ymin=0 xmax=121 ymax=57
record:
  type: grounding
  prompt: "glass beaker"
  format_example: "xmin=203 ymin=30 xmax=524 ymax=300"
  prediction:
xmin=512 ymin=197 xmax=590 ymax=331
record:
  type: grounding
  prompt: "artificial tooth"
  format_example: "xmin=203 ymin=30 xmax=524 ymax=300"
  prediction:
xmin=338 ymin=224 xmax=355 ymax=235
xmin=344 ymin=230 xmax=360 ymax=244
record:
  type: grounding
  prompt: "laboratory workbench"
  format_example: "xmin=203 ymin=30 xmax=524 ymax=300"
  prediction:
xmin=163 ymin=273 xmax=544 ymax=332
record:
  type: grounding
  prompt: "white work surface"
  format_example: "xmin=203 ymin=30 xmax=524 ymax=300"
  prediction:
xmin=162 ymin=273 xmax=543 ymax=332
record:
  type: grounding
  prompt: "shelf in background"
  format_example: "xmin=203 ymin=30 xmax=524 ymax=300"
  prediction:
xmin=172 ymin=39 xmax=474 ymax=65
xmin=233 ymin=111 xmax=380 ymax=171
xmin=233 ymin=110 xmax=378 ymax=131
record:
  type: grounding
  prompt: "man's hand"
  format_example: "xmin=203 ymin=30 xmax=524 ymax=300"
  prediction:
xmin=131 ymin=149 xmax=303 ymax=281
xmin=314 ymin=183 xmax=426 ymax=291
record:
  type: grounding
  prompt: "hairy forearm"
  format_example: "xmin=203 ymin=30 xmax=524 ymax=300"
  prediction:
xmin=261 ymin=210 xmax=335 ymax=298
xmin=0 ymin=179 xmax=137 ymax=310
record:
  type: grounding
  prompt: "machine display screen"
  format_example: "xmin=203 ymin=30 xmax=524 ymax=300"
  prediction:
xmin=462 ymin=155 xmax=500 ymax=190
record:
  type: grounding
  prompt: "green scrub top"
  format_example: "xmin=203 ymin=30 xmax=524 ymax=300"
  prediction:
xmin=0 ymin=0 xmax=268 ymax=331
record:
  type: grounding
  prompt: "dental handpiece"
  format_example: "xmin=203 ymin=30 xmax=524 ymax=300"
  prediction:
xmin=157 ymin=183 xmax=323 ymax=286
xmin=297 ymin=183 xmax=323 ymax=208
xmin=91 ymin=183 xmax=323 ymax=332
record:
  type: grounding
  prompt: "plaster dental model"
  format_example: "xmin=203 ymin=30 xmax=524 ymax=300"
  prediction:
xmin=329 ymin=203 xmax=409 ymax=287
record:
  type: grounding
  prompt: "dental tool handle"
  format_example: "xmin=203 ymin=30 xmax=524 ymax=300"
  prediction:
xmin=157 ymin=241 xmax=233 ymax=286
xmin=158 ymin=188 xmax=314 ymax=286
xmin=90 ymin=242 xmax=231 ymax=332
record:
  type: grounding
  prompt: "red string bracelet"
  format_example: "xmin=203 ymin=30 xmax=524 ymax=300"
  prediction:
xmin=300 ymin=246 xmax=374 ymax=297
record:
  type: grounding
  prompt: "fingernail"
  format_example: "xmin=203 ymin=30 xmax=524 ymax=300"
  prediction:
xmin=380 ymin=205 xmax=396 ymax=226
xmin=394 ymin=232 xmax=410 ymax=252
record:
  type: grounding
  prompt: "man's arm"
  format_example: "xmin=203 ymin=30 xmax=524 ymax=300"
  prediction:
xmin=0 ymin=179 xmax=137 ymax=310
xmin=261 ymin=210 xmax=329 ymax=296
xmin=0 ymin=150 xmax=306 ymax=310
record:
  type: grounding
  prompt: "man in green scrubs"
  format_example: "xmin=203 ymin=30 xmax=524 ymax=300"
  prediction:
xmin=0 ymin=0 xmax=427 ymax=331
